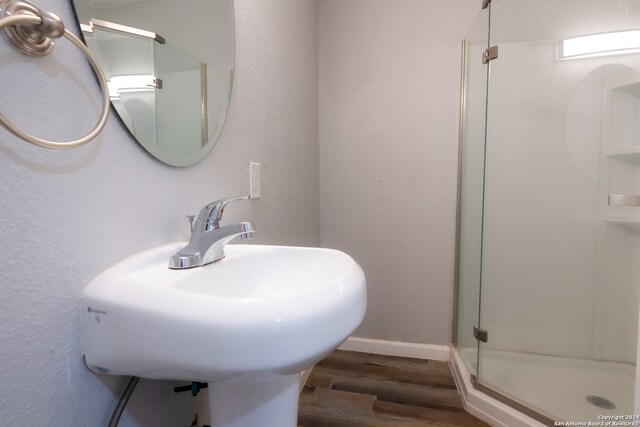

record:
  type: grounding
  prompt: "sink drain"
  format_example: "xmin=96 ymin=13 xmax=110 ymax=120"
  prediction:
xmin=586 ymin=395 xmax=616 ymax=410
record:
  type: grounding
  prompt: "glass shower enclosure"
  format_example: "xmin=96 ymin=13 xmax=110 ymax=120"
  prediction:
xmin=455 ymin=0 xmax=640 ymax=424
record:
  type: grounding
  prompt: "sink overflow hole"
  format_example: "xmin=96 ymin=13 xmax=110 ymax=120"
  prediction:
xmin=586 ymin=395 xmax=616 ymax=410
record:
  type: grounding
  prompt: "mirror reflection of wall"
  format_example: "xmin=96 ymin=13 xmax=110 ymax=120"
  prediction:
xmin=72 ymin=0 xmax=235 ymax=167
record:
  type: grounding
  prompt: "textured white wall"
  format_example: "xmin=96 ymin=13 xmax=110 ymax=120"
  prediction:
xmin=0 ymin=0 xmax=319 ymax=425
xmin=319 ymin=0 xmax=478 ymax=345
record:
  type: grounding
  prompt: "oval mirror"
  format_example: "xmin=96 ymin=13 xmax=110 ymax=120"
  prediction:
xmin=70 ymin=0 xmax=234 ymax=167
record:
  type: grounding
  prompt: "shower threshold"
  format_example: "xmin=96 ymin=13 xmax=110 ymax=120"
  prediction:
xmin=452 ymin=346 xmax=635 ymax=427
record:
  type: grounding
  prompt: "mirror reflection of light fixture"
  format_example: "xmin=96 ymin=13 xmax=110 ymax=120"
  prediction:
xmin=558 ymin=29 xmax=640 ymax=60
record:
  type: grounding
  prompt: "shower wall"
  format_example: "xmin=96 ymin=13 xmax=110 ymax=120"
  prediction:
xmin=480 ymin=0 xmax=640 ymax=364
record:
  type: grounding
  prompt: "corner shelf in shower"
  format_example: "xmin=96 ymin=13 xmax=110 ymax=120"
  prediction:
xmin=603 ymin=147 xmax=640 ymax=165
xmin=607 ymin=78 xmax=640 ymax=98
xmin=601 ymin=212 xmax=640 ymax=233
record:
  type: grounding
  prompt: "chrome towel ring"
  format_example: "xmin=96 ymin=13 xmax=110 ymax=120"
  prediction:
xmin=0 ymin=0 xmax=110 ymax=149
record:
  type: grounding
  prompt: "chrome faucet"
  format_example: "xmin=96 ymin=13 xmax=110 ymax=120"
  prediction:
xmin=169 ymin=196 xmax=255 ymax=269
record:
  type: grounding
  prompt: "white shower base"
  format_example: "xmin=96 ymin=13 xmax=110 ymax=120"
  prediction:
xmin=457 ymin=347 xmax=635 ymax=424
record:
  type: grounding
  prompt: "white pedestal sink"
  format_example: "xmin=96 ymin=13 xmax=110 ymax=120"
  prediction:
xmin=81 ymin=243 xmax=366 ymax=427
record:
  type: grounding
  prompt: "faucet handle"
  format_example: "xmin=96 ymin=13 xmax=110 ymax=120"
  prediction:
xmin=197 ymin=195 xmax=250 ymax=228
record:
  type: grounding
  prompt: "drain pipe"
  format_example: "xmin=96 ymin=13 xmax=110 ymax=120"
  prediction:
xmin=108 ymin=376 xmax=140 ymax=427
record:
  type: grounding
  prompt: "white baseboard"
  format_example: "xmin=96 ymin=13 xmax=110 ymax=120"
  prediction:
xmin=338 ymin=337 xmax=450 ymax=361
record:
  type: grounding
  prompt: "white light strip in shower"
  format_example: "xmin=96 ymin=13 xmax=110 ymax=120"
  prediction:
xmin=558 ymin=29 xmax=640 ymax=60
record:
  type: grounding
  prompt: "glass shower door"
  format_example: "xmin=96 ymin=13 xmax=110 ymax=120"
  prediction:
xmin=476 ymin=0 xmax=640 ymax=423
xmin=85 ymin=22 xmax=159 ymax=147
xmin=454 ymin=4 xmax=490 ymax=379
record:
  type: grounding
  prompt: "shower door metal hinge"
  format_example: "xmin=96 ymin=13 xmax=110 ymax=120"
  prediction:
xmin=482 ymin=0 xmax=491 ymax=9
xmin=150 ymin=77 xmax=163 ymax=89
xmin=482 ymin=45 xmax=498 ymax=64
xmin=473 ymin=325 xmax=488 ymax=342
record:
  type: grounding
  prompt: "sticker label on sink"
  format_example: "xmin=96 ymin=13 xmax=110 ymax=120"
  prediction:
xmin=87 ymin=307 xmax=107 ymax=323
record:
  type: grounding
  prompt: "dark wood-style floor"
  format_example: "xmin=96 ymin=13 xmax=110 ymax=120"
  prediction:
xmin=297 ymin=350 xmax=490 ymax=427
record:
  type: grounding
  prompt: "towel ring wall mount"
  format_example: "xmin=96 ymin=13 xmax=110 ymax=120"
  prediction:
xmin=0 ymin=0 xmax=110 ymax=149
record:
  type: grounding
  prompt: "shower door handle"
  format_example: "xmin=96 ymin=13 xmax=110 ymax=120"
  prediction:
xmin=608 ymin=194 xmax=640 ymax=206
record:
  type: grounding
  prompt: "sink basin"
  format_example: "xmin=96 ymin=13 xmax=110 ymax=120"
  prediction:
xmin=81 ymin=243 xmax=366 ymax=427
